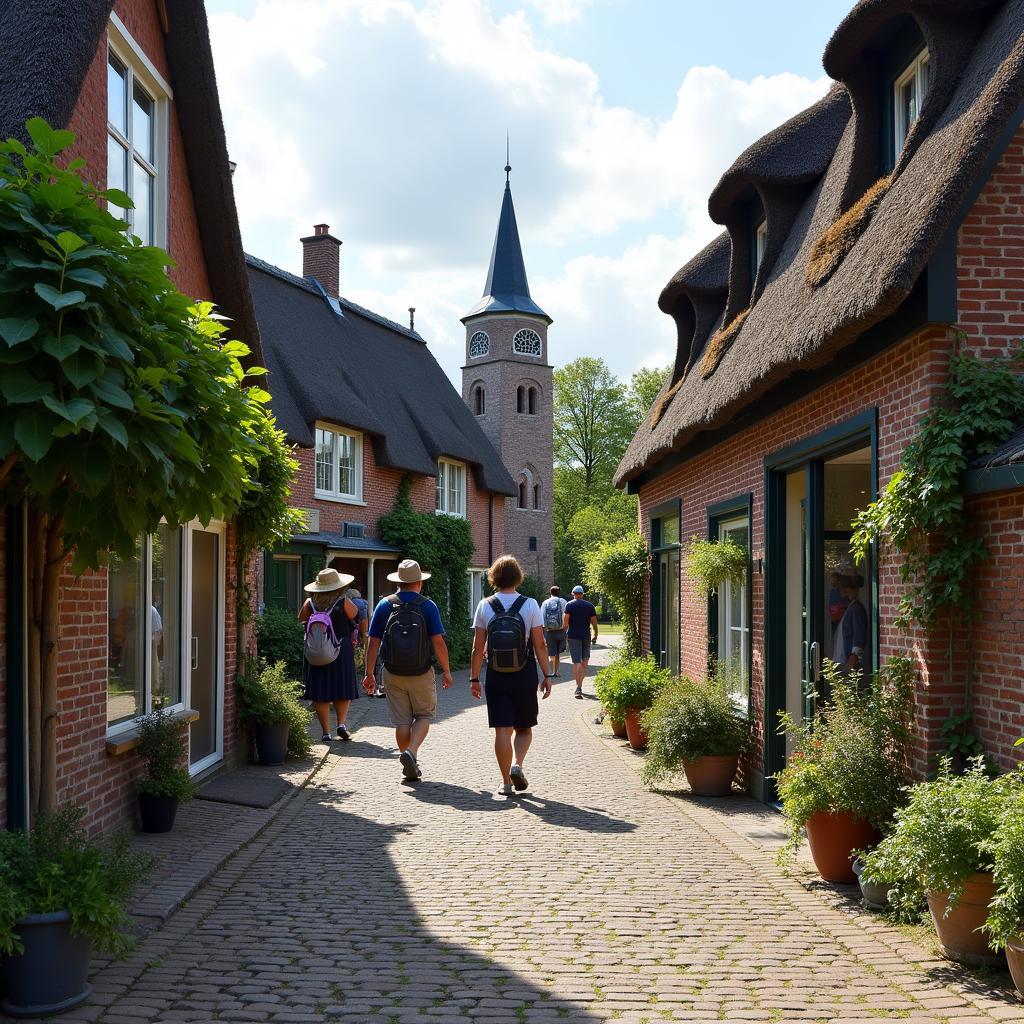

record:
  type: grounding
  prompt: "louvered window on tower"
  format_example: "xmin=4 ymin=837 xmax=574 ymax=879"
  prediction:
xmin=473 ymin=386 xmax=485 ymax=416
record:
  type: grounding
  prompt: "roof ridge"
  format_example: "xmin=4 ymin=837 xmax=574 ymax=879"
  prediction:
xmin=338 ymin=296 xmax=423 ymax=342
xmin=244 ymin=253 xmax=319 ymax=294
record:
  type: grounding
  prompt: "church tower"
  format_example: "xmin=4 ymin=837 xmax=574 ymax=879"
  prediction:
xmin=462 ymin=161 xmax=554 ymax=587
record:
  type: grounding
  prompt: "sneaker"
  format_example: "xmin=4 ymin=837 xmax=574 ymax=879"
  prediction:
xmin=374 ymin=688 xmax=386 ymax=699
xmin=497 ymin=783 xmax=515 ymax=797
xmin=320 ymin=733 xmax=332 ymax=743
xmin=336 ymin=724 xmax=351 ymax=741
xmin=510 ymin=764 xmax=528 ymax=791
xmin=574 ymin=687 xmax=583 ymax=700
xmin=400 ymin=749 xmax=419 ymax=781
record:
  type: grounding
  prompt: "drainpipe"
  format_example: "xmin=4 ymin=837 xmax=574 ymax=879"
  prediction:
xmin=487 ymin=494 xmax=493 ymax=565
xmin=366 ymin=557 xmax=376 ymax=607
xmin=5 ymin=503 xmax=28 ymax=829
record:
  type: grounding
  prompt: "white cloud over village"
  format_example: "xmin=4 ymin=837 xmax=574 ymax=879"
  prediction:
xmin=209 ymin=0 xmax=829 ymax=384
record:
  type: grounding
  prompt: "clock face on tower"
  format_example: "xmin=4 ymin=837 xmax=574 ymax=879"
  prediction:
xmin=469 ymin=331 xmax=490 ymax=358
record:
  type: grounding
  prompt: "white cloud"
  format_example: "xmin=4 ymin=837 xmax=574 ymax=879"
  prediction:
xmin=208 ymin=0 xmax=830 ymax=386
xmin=523 ymin=0 xmax=594 ymax=25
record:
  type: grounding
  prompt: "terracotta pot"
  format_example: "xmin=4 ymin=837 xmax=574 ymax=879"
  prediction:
xmin=624 ymin=708 xmax=648 ymax=751
xmin=1006 ymin=936 xmax=1024 ymax=995
xmin=608 ymin=717 xmax=627 ymax=739
xmin=926 ymin=873 xmax=1005 ymax=967
xmin=804 ymin=811 xmax=881 ymax=883
xmin=682 ymin=755 xmax=739 ymax=797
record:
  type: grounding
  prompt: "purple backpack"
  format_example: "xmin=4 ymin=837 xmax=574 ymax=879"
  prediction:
xmin=304 ymin=601 xmax=342 ymax=666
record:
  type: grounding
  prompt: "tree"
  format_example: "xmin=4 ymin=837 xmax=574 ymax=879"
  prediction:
xmin=0 ymin=120 xmax=294 ymax=813
xmin=628 ymin=366 xmax=669 ymax=427
xmin=567 ymin=489 xmax=638 ymax=556
xmin=585 ymin=532 xmax=650 ymax=659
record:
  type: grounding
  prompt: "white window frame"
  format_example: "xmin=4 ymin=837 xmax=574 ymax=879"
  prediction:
xmin=468 ymin=568 xmax=486 ymax=623
xmin=314 ymin=422 xmax=364 ymax=504
xmin=754 ymin=219 xmax=767 ymax=271
xmin=717 ymin=517 xmax=750 ymax=711
xmin=436 ymin=458 xmax=468 ymax=518
xmin=107 ymin=14 xmax=171 ymax=248
xmin=894 ymin=48 xmax=931 ymax=157
xmin=512 ymin=329 xmax=542 ymax=358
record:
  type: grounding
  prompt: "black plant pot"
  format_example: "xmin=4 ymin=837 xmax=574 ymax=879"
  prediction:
xmin=253 ymin=721 xmax=289 ymax=765
xmin=1 ymin=910 xmax=92 ymax=1017
xmin=138 ymin=792 xmax=179 ymax=834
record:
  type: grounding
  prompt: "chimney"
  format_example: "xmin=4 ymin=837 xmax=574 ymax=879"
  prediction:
xmin=301 ymin=223 xmax=342 ymax=298
xmin=408 ymin=307 xmax=416 ymax=331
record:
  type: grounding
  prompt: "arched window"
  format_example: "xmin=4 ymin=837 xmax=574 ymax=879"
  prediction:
xmin=516 ymin=385 xmax=525 ymax=414
xmin=528 ymin=387 xmax=537 ymax=415
xmin=517 ymin=467 xmax=535 ymax=512
xmin=533 ymin=483 xmax=541 ymax=510
xmin=473 ymin=385 xmax=485 ymax=416
xmin=469 ymin=331 xmax=489 ymax=358
xmin=518 ymin=481 xmax=527 ymax=509
xmin=512 ymin=328 xmax=542 ymax=357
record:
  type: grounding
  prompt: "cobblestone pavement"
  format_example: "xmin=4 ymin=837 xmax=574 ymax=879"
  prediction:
xmin=49 ymin=645 xmax=1024 ymax=1024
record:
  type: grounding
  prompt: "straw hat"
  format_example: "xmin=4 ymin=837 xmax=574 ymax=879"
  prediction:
xmin=387 ymin=559 xmax=432 ymax=584
xmin=304 ymin=567 xmax=355 ymax=593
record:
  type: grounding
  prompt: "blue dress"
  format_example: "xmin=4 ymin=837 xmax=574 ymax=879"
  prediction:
xmin=303 ymin=600 xmax=360 ymax=702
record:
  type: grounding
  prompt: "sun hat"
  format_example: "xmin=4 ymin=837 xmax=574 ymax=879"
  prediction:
xmin=304 ymin=567 xmax=355 ymax=593
xmin=387 ymin=559 xmax=432 ymax=584
xmin=572 ymin=585 xmax=585 ymax=595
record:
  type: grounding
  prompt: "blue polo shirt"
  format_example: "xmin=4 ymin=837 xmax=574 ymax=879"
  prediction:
xmin=368 ymin=591 xmax=445 ymax=638
xmin=564 ymin=599 xmax=597 ymax=640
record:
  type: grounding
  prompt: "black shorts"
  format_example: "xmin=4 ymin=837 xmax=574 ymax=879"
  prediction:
xmin=484 ymin=671 xmax=539 ymax=729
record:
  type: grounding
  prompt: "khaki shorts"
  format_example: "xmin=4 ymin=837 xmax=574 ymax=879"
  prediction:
xmin=383 ymin=668 xmax=437 ymax=728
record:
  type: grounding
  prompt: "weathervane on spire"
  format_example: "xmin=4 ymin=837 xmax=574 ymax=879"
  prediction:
xmin=505 ymin=134 xmax=511 ymax=184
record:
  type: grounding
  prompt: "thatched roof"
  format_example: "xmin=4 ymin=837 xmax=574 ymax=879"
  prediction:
xmin=616 ymin=0 xmax=1024 ymax=489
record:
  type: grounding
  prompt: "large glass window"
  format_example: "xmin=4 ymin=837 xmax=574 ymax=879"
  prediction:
xmin=651 ymin=509 xmax=681 ymax=674
xmin=436 ymin=459 xmax=467 ymax=517
xmin=716 ymin=517 xmax=750 ymax=709
xmin=894 ymin=49 xmax=931 ymax=156
xmin=314 ymin=423 xmax=363 ymax=502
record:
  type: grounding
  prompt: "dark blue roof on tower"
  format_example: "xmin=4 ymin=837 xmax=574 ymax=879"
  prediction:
xmin=463 ymin=173 xmax=551 ymax=324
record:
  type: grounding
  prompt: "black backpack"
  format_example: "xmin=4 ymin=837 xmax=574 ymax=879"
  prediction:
xmin=487 ymin=595 xmax=529 ymax=674
xmin=381 ymin=594 xmax=432 ymax=676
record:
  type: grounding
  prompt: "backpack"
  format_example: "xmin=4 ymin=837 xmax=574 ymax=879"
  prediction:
xmin=304 ymin=601 xmax=342 ymax=667
xmin=381 ymin=594 xmax=432 ymax=676
xmin=542 ymin=598 xmax=564 ymax=632
xmin=487 ymin=595 xmax=529 ymax=674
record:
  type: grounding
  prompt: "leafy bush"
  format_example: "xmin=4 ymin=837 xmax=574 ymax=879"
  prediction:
xmin=861 ymin=759 xmax=1015 ymax=921
xmin=585 ymin=532 xmax=648 ymax=658
xmin=519 ymin=574 xmax=546 ymax=603
xmin=236 ymin=660 xmax=313 ymax=759
xmin=641 ymin=675 xmax=750 ymax=787
xmin=135 ymin=709 xmax=195 ymax=802
xmin=775 ymin=656 xmax=915 ymax=858
xmin=256 ymin=607 xmax=305 ymax=680
xmin=986 ymin=782 xmax=1024 ymax=947
xmin=685 ymin=537 xmax=747 ymax=596
xmin=594 ymin=654 xmax=670 ymax=722
xmin=0 ymin=805 xmax=152 ymax=956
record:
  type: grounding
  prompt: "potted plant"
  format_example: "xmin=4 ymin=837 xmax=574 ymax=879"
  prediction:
xmin=775 ymin=656 xmax=914 ymax=883
xmin=236 ymin=659 xmax=313 ymax=765
xmin=0 ymin=805 xmax=152 ymax=1017
xmin=984 ymin=780 xmax=1024 ymax=992
xmin=600 ymin=655 xmax=670 ymax=750
xmin=595 ymin=663 xmax=629 ymax=740
xmin=685 ymin=536 xmax=747 ymax=596
xmin=135 ymin=709 xmax=196 ymax=833
xmin=862 ymin=759 xmax=1011 ymax=966
xmin=641 ymin=674 xmax=750 ymax=796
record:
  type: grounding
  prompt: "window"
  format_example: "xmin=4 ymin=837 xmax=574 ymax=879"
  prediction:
xmin=755 ymin=219 xmax=767 ymax=272
xmin=469 ymin=331 xmax=490 ymax=358
xmin=533 ymin=483 xmax=541 ymax=509
xmin=513 ymin=329 xmax=542 ymax=357
xmin=517 ymin=467 xmax=535 ymax=512
xmin=517 ymin=386 xmax=525 ymax=414
xmin=529 ymin=536 xmax=537 ymax=552
xmin=716 ymin=516 xmax=750 ymax=710
xmin=528 ymin=387 xmax=537 ymax=415
xmin=436 ymin=459 xmax=467 ymax=517
xmin=314 ymin=423 xmax=363 ymax=502
xmin=518 ymin=481 xmax=527 ymax=509
xmin=517 ymin=384 xmax=538 ymax=415
xmin=894 ymin=48 xmax=931 ymax=155
xmin=468 ymin=569 xmax=485 ymax=621
xmin=107 ymin=24 xmax=168 ymax=247
xmin=108 ymin=525 xmax=183 ymax=728
xmin=473 ymin=385 xmax=485 ymax=416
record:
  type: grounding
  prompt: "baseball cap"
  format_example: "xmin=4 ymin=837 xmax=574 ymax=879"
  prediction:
xmin=571 ymin=585 xmax=584 ymax=595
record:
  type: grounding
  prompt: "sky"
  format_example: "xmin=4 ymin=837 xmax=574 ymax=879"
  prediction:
xmin=206 ymin=0 xmax=853 ymax=386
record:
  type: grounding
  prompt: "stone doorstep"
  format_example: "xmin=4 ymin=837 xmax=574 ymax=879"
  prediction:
xmin=127 ymin=697 xmax=376 ymax=931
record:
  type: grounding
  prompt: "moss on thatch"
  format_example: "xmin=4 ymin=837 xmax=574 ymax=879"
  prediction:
xmin=650 ymin=375 xmax=685 ymax=429
xmin=806 ymin=175 xmax=891 ymax=288
xmin=699 ymin=308 xmax=749 ymax=379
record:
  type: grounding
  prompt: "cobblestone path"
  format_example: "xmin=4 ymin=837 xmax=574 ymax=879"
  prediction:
xmin=57 ymin=648 xmax=1024 ymax=1024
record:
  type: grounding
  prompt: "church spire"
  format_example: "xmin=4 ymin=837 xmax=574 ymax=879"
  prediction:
xmin=462 ymin=157 xmax=551 ymax=324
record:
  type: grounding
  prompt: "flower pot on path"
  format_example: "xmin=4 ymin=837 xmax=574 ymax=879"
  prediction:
xmin=138 ymin=792 xmax=179 ymax=834
xmin=253 ymin=721 xmax=289 ymax=766
xmin=852 ymin=856 xmax=894 ymax=911
xmin=1 ymin=910 xmax=92 ymax=1017
xmin=683 ymin=755 xmax=739 ymax=797
xmin=926 ymin=872 xmax=1005 ymax=967
xmin=624 ymin=709 xmax=648 ymax=751
xmin=804 ymin=811 xmax=881 ymax=884
xmin=609 ymin=718 xmax=627 ymax=739
xmin=1006 ymin=936 xmax=1024 ymax=995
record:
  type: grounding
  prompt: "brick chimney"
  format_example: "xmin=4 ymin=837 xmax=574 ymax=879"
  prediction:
xmin=301 ymin=223 xmax=342 ymax=297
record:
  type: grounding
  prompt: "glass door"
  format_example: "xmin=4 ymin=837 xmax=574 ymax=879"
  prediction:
xmin=188 ymin=525 xmax=223 ymax=773
xmin=651 ymin=508 xmax=681 ymax=674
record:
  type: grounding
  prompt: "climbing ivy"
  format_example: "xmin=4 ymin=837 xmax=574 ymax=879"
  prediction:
xmin=852 ymin=339 xmax=1024 ymax=630
xmin=378 ymin=477 xmax=475 ymax=668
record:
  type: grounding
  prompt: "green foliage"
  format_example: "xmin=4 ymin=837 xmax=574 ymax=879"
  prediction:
xmin=640 ymin=675 xmax=750 ymax=787
xmin=985 ymin=783 xmax=1024 ymax=946
xmin=0 ymin=805 xmax=153 ymax=957
xmin=0 ymin=119 xmax=275 ymax=573
xmin=519 ymin=574 xmax=545 ymax=603
xmin=594 ymin=653 xmax=670 ymax=721
xmin=685 ymin=536 xmax=748 ymax=596
xmin=629 ymin=366 xmax=670 ymax=423
xmin=775 ymin=656 xmax=916 ymax=858
xmin=236 ymin=659 xmax=313 ymax=758
xmin=861 ymin=759 xmax=1017 ymax=921
xmin=378 ymin=477 xmax=475 ymax=668
xmin=937 ymin=711 xmax=998 ymax=775
xmin=851 ymin=341 xmax=1024 ymax=630
xmin=135 ymin=709 xmax=195 ymax=802
xmin=584 ymin=531 xmax=649 ymax=658
xmin=255 ymin=606 xmax=305 ymax=680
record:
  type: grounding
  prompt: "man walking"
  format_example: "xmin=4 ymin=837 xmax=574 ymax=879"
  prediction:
xmin=362 ymin=560 xmax=453 ymax=781
xmin=564 ymin=585 xmax=598 ymax=699
xmin=540 ymin=585 xmax=568 ymax=683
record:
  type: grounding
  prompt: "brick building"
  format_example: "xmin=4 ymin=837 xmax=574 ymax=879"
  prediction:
xmin=0 ymin=1 xmax=260 ymax=830
xmin=251 ymin=231 xmax=516 ymax=615
xmin=461 ymin=167 xmax=555 ymax=587
xmin=615 ymin=0 xmax=1024 ymax=800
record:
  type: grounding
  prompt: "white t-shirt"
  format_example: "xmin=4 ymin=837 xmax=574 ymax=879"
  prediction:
xmin=473 ymin=592 xmax=544 ymax=632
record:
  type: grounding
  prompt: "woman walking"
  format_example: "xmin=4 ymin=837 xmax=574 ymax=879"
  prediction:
xmin=469 ymin=555 xmax=551 ymax=796
xmin=299 ymin=568 xmax=360 ymax=742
